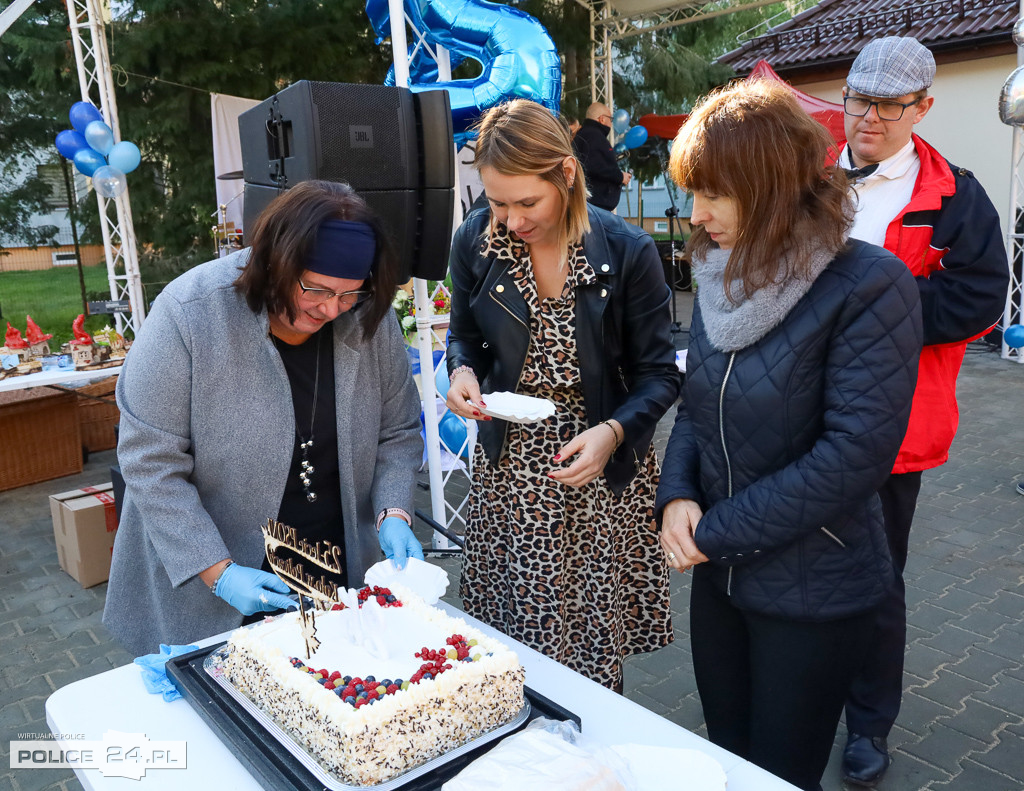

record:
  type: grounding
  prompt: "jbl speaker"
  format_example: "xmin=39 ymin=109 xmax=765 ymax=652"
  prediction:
xmin=239 ymin=81 xmax=454 ymax=282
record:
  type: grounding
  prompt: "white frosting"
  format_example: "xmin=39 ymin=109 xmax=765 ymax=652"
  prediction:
xmin=219 ymin=584 xmax=525 ymax=785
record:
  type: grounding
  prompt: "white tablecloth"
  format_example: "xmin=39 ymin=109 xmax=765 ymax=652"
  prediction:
xmin=45 ymin=603 xmax=798 ymax=791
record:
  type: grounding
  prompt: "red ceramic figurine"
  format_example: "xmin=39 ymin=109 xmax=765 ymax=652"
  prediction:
xmin=70 ymin=314 xmax=93 ymax=346
xmin=25 ymin=315 xmax=53 ymax=345
xmin=4 ymin=322 xmax=28 ymax=349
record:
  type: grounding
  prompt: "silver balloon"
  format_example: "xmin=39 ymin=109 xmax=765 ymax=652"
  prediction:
xmin=92 ymin=165 xmax=128 ymax=198
xmin=1014 ymin=17 xmax=1024 ymax=47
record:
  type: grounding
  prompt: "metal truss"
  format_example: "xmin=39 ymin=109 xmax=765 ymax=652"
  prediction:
xmin=1004 ymin=126 xmax=1024 ymax=361
xmin=576 ymin=0 xmax=779 ymax=43
xmin=65 ymin=0 xmax=146 ymax=334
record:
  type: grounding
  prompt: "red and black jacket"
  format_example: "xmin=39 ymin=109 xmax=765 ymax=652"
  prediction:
xmin=871 ymin=135 xmax=1008 ymax=473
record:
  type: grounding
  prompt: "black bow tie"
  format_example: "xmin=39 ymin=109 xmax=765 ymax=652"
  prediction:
xmin=844 ymin=163 xmax=879 ymax=181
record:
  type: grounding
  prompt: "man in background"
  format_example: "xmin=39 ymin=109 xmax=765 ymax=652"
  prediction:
xmin=572 ymin=102 xmax=632 ymax=212
xmin=838 ymin=35 xmax=1009 ymax=787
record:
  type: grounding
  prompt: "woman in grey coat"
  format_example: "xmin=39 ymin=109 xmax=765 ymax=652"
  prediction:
xmin=103 ymin=181 xmax=423 ymax=657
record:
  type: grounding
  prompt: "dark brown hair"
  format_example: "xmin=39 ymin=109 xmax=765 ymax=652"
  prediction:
xmin=234 ymin=180 xmax=398 ymax=338
xmin=670 ymin=79 xmax=853 ymax=301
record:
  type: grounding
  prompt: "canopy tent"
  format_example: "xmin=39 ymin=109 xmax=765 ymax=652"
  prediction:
xmin=636 ymin=60 xmax=845 ymax=146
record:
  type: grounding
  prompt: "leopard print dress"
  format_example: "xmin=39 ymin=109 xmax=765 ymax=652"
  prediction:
xmin=460 ymin=227 xmax=673 ymax=689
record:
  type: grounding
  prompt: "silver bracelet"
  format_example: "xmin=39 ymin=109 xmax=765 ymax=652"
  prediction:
xmin=209 ymin=560 xmax=234 ymax=594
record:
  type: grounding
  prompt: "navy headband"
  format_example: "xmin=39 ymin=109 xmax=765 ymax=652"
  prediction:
xmin=306 ymin=219 xmax=376 ymax=280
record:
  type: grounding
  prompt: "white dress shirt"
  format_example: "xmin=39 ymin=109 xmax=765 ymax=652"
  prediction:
xmin=840 ymin=140 xmax=920 ymax=247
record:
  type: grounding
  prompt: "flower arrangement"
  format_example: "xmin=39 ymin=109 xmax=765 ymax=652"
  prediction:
xmin=393 ymin=280 xmax=451 ymax=340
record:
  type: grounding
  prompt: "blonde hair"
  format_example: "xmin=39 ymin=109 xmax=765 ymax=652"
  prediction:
xmin=472 ymin=99 xmax=591 ymax=261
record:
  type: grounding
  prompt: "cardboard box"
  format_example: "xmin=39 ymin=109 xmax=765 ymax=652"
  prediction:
xmin=50 ymin=483 xmax=118 ymax=588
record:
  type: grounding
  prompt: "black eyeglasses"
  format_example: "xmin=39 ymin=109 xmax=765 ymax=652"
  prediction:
xmin=297 ymin=279 xmax=372 ymax=307
xmin=843 ymin=95 xmax=921 ymax=122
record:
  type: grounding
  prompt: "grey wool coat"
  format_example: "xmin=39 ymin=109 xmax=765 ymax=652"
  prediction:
xmin=102 ymin=251 xmax=422 ymax=657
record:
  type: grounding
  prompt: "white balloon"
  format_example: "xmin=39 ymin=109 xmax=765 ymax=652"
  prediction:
xmin=1013 ymin=17 xmax=1024 ymax=47
xmin=92 ymin=165 xmax=128 ymax=198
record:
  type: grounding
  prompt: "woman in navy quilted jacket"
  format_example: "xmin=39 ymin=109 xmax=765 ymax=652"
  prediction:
xmin=656 ymin=80 xmax=923 ymax=791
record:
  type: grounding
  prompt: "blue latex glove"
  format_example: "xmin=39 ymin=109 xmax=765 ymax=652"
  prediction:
xmin=214 ymin=563 xmax=297 ymax=616
xmin=134 ymin=644 xmax=198 ymax=701
xmin=378 ymin=516 xmax=424 ymax=570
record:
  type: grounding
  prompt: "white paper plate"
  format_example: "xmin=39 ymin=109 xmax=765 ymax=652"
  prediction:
xmin=610 ymin=744 xmax=727 ymax=790
xmin=474 ymin=391 xmax=556 ymax=424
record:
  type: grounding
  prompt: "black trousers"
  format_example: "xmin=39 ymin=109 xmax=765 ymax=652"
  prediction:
xmin=691 ymin=567 xmax=876 ymax=791
xmin=844 ymin=470 xmax=923 ymax=737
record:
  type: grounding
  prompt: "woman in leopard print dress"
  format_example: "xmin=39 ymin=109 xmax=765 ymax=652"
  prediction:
xmin=445 ymin=100 xmax=680 ymax=690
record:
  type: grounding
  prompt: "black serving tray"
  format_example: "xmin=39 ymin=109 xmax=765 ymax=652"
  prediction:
xmin=167 ymin=643 xmax=580 ymax=791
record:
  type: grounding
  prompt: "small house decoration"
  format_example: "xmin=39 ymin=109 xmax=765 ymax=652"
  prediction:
xmin=67 ymin=315 xmax=96 ymax=367
xmin=94 ymin=325 xmax=126 ymax=358
xmin=25 ymin=316 xmax=53 ymax=358
xmin=2 ymin=322 xmax=30 ymax=363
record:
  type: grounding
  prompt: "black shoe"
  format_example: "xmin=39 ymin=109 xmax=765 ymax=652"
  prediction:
xmin=1016 ymin=480 xmax=1024 ymax=496
xmin=842 ymin=733 xmax=891 ymax=787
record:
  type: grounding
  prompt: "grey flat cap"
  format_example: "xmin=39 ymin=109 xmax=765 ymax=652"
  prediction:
xmin=847 ymin=36 xmax=936 ymax=98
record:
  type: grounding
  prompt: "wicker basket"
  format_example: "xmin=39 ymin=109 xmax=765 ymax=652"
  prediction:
xmin=76 ymin=375 xmax=120 ymax=453
xmin=0 ymin=389 xmax=82 ymax=491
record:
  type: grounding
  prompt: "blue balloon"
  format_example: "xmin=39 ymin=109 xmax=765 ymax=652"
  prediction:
xmin=612 ymin=108 xmax=630 ymax=134
xmin=92 ymin=166 xmax=127 ymax=199
xmin=69 ymin=101 xmax=103 ymax=133
xmin=73 ymin=148 xmax=105 ymax=177
xmin=55 ymin=129 xmax=88 ymax=160
xmin=439 ymin=410 xmax=469 ymax=457
xmin=368 ymin=0 xmax=561 ymax=144
xmin=1005 ymin=324 xmax=1024 ymax=348
xmin=624 ymin=125 xmax=649 ymax=149
xmin=84 ymin=120 xmax=115 ymax=156
xmin=108 ymin=140 xmax=141 ymax=174
xmin=434 ymin=360 xmax=451 ymax=399
xmin=613 ymin=141 xmax=628 ymax=157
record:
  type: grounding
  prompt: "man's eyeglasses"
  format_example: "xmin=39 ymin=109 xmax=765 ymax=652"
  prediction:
xmin=298 ymin=279 xmax=372 ymax=307
xmin=843 ymin=96 xmax=921 ymax=122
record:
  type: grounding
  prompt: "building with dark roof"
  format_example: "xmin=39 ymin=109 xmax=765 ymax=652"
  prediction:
xmin=719 ymin=0 xmax=1018 ymax=232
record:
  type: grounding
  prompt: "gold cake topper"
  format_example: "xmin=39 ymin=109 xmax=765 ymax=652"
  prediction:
xmin=261 ymin=517 xmax=346 ymax=659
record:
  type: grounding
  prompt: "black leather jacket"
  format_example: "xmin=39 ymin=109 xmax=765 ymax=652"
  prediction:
xmin=446 ymin=205 xmax=680 ymax=495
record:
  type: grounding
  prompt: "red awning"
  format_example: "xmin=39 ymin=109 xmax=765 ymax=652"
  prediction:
xmin=636 ymin=61 xmax=845 ymax=146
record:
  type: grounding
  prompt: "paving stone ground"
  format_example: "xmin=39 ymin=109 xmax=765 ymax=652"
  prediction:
xmin=2 ymin=291 xmax=1023 ymax=790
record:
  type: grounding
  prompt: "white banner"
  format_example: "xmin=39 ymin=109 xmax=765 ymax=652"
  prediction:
xmin=211 ymin=92 xmax=261 ymax=252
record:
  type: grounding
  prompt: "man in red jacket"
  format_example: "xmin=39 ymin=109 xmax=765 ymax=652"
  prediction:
xmin=837 ymin=36 xmax=1009 ymax=787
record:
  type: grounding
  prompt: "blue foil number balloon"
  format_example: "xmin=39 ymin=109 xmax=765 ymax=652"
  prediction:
xmin=367 ymin=0 xmax=562 ymax=142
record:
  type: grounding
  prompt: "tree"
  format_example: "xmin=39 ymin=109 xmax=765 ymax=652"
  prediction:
xmin=0 ymin=0 xmax=82 ymax=253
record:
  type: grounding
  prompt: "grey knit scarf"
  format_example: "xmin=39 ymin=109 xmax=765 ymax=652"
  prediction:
xmin=692 ymin=238 xmax=842 ymax=352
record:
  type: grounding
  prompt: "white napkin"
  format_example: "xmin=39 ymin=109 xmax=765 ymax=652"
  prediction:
xmin=363 ymin=557 xmax=449 ymax=605
xmin=609 ymin=744 xmax=727 ymax=791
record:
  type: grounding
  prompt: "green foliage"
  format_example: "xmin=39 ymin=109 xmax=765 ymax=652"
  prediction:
xmin=0 ymin=266 xmax=111 ymax=346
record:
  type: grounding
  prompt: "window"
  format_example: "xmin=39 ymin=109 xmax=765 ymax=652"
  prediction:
xmin=653 ymin=221 xmax=668 ymax=233
xmin=52 ymin=251 xmax=78 ymax=267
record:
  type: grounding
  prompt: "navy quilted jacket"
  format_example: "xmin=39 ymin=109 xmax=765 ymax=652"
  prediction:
xmin=656 ymin=240 xmax=923 ymax=620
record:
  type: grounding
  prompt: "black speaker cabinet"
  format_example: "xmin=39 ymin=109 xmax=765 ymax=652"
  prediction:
xmin=242 ymin=183 xmax=453 ymax=283
xmin=239 ymin=81 xmax=454 ymax=282
xmin=239 ymin=81 xmax=453 ymax=191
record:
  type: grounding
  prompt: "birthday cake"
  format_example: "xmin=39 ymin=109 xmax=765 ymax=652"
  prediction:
xmin=217 ymin=584 xmax=525 ymax=786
